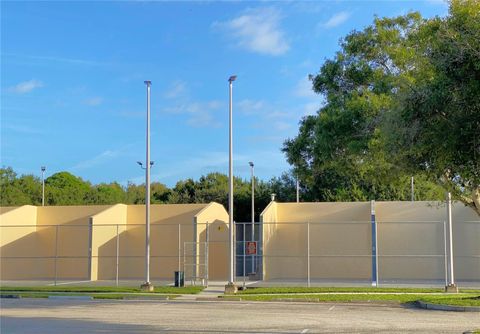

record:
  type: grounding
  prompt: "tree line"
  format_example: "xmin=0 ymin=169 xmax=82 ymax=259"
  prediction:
xmin=0 ymin=167 xmax=297 ymax=221
xmin=0 ymin=166 xmax=443 ymax=221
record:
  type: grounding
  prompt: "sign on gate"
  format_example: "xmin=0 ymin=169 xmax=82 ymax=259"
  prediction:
xmin=246 ymin=241 xmax=257 ymax=255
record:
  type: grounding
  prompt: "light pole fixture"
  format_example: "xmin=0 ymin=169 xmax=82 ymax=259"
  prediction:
xmin=140 ymin=80 xmax=154 ymax=292
xmin=41 ymin=166 xmax=46 ymax=206
xmin=137 ymin=161 xmax=154 ymax=169
xmin=249 ymin=161 xmax=255 ymax=274
xmin=225 ymin=75 xmax=237 ymax=294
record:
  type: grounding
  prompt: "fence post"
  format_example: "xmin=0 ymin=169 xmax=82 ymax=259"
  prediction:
xmin=54 ymin=225 xmax=59 ymax=286
xmin=307 ymin=222 xmax=311 ymax=288
xmin=206 ymin=221 xmax=209 ymax=287
xmin=116 ymin=224 xmax=119 ymax=287
xmin=178 ymin=224 xmax=181 ymax=272
xmin=445 ymin=193 xmax=457 ymax=292
xmin=243 ymin=223 xmax=246 ymax=288
xmin=233 ymin=221 xmax=236 ymax=282
xmin=371 ymin=200 xmax=378 ymax=287
xmin=443 ymin=221 xmax=448 ymax=287
xmin=88 ymin=220 xmax=93 ymax=281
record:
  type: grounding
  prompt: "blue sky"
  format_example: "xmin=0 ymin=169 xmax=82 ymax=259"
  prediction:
xmin=1 ymin=1 xmax=448 ymax=187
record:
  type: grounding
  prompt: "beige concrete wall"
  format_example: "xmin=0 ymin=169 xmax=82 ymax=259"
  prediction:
xmin=0 ymin=206 xmax=40 ymax=279
xmin=375 ymin=201 xmax=479 ymax=222
xmin=0 ymin=203 xmax=230 ymax=282
xmin=120 ymin=204 xmax=207 ymax=280
xmin=36 ymin=205 xmax=112 ymax=225
xmin=126 ymin=204 xmax=207 ymax=225
xmin=376 ymin=201 xmax=479 ymax=281
xmin=261 ymin=200 xmax=479 ymax=282
xmin=0 ymin=207 xmax=20 ymax=215
xmin=274 ymin=202 xmax=371 ymax=222
xmin=35 ymin=206 xmax=112 ymax=280
xmin=195 ymin=202 xmax=229 ymax=280
xmin=260 ymin=201 xmax=278 ymax=280
xmin=90 ymin=204 xmax=128 ymax=280
xmin=261 ymin=202 xmax=372 ymax=280
xmin=454 ymin=221 xmax=480 ymax=280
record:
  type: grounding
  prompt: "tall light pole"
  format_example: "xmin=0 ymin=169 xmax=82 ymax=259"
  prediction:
xmin=445 ymin=192 xmax=457 ymax=292
xmin=41 ymin=166 xmax=46 ymax=206
xmin=249 ymin=161 xmax=255 ymax=274
xmin=141 ymin=80 xmax=153 ymax=291
xmin=226 ymin=75 xmax=237 ymax=293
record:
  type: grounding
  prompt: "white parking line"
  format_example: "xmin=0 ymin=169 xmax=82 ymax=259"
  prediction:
xmin=301 ymin=329 xmax=309 ymax=333
xmin=328 ymin=306 xmax=335 ymax=311
xmin=47 ymin=280 xmax=91 ymax=286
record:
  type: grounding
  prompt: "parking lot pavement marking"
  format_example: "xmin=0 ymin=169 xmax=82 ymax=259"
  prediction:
xmin=328 ymin=306 xmax=335 ymax=311
xmin=47 ymin=280 xmax=91 ymax=286
xmin=301 ymin=329 xmax=309 ymax=333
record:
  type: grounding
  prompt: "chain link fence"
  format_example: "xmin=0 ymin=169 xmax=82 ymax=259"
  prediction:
xmin=1 ymin=220 xmax=479 ymax=287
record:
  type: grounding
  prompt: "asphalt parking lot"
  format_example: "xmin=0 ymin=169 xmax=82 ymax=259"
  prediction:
xmin=1 ymin=298 xmax=479 ymax=334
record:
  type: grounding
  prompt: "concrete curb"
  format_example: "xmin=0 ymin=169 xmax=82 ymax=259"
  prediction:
xmin=48 ymin=296 xmax=93 ymax=300
xmin=123 ymin=296 xmax=170 ymax=300
xmin=416 ymin=301 xmax=480 ymax=312
xmin=196 ymin=297 xmax=241 ymax=301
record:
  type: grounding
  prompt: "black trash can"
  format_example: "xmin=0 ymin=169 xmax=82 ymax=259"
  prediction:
xmin=174 ymin=271 xmax=184 ymax=287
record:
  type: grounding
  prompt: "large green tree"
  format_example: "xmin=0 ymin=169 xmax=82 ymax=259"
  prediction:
xmin=0 ymin=167 xmax=34 ymax=206
xmin=283 ymin=12 xmax=445 ymax=202
xmin=45 ymin=172 xmax=92 ymax=205
xmin=391 ymin=0 xmax=480 ymax=211
xmin=284 ymin=1 xmax=479 ymax=213
xmin=86 ymin=182 xmax=126 ymax=205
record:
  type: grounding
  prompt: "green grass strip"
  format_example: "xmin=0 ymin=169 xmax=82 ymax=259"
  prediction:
xmin=237 ymin=293 xmax=480 ymax=307
xmin=237 ymin=287 xmax=480 ymax=294
xmin=419 ymin=295 xmax=480 ymax=307
xmin=0 ymin=286 xmax=203 ymax=294
xmin=1 ymin=292 xmax=179 ymax=300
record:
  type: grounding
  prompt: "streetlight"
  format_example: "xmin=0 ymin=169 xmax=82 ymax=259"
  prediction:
xmin=41 ymin=166 xmax=46 ymax=206
xmin=249 ymin=161 xmax=255 ymax=274
xmin=137 ymin=161 xmax=154 ymax=169
xmin=140 ymin=80 xmax=154 ymax=292
xmin=226 ymin=75 xmax=237 ymax=293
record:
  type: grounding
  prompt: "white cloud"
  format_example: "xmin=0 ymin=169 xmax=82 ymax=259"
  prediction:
xmin=322 ymin=11 xmax=351 ymax=29
xmin=425 ymin=0 xmax=448 ymax=5
xmin=237 ymin=99 xmax=266 ymax=115
xmin=294 ymin=76 xmax=316 ymax=98
xmin=273 ymin=121 xmax=291 ymax=131
xmin=83 ymin=97 xmax=103 ymax=106
xmin=163 ymin=100 xmax=223 ymax=128
xmin=164 ymin=80 xmax=187 ymax=99
xmin=213 ymin=7 xmax=289 ymax=56
xmin=187 ymin=111 xmax=221 ymax=128
xmin=3 ymin=53 xmax=108 ymax=66
xmin=265 ymin=111 xmax=291 ymax=120
xmin=71 ymin=146 xmax=132 ymax=170
xmin=8 ymin=79 xmax=43 ymax=94
xmin=3 ymin=123 xmax=44 ymax=134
